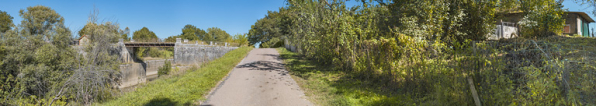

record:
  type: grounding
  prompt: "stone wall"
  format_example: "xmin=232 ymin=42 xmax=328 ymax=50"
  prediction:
xmin=174 ymin=38 xmax=238 ymax=65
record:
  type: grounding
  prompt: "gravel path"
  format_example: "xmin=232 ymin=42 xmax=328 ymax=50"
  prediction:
xmin=202 ymin=48 xmax=313 ymax=106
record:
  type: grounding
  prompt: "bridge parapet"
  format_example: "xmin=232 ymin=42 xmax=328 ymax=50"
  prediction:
xmin=173 ymin=38 xmax=238 ymax=65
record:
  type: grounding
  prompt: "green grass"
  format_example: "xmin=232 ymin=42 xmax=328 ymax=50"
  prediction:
xmin=101 ymin=47 xmax=252 ymax=106
xmin=277 ymin=48 xmax=403 ymax=106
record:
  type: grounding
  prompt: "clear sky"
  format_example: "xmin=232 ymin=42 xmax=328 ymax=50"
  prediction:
xmin=0 ymin=1 xmax=594 ymax=39
xmin=0 ymin=0 xmax=289 ymax=38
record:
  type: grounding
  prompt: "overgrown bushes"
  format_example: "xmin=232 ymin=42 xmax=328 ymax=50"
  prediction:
xmin=252 ymin=0 xmax=589 ymax=105
xmin=158 ymin=61 xmax=171 ymax=77
xmin=0 ymin=6 xmax=123 ymax=105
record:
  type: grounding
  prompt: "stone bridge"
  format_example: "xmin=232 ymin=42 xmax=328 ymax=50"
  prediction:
xmin=117 ymin=38 xmax=238 ymax=88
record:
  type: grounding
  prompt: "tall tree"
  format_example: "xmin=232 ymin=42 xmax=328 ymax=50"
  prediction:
xmin=180 ymin=24 xmax=204 ymax=40
xmin=1 ymin=5 xmax=74 ymax=103
xmin=78 ymin=22 xmax=95 ymax=37
xmin=132 ymin=27 xmax=158 ymax=58
xmin=247 ymin=10 xmax=286 ymax=46
xmin=132 ymin=27 xmax=158 ymax=42
xmin=206 ymin=27 xmax=230 ymax=42
xmin=0 ymin=10 xmax=13 ymax=33
xmin=19 ymin=6 xmax=65 ymax=37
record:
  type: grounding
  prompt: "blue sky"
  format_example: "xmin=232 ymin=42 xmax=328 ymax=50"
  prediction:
xmin=0 ymin=1 xmax=594 ymax=38
xmin=0 ymin=0 xmax=290 ymax=38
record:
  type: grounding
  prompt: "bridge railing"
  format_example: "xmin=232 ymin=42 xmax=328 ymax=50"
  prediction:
xmin=126 ymin=38 xmax=168 ymax=43
xmin=123 ymin=38 xmax=243 ymax=47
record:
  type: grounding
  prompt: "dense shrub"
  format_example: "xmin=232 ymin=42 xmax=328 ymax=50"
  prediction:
xmin=158 ymin=61 xmax=171 ymax=77
xmin=251 ymin=0 xmax=588 ymax=105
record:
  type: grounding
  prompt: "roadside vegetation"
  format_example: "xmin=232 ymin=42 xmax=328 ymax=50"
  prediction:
xmin=0 ymin=6 xmax=125 ymax=105
xmin=0 ymin=5 xmax=248 ymax=105
xmin=101 ymin=47 xmax=252 ymax=105
xmin=278 ymin=36 xmax=596 ymax=105
xmin=253 ymin=0 xmax=596 ymax=105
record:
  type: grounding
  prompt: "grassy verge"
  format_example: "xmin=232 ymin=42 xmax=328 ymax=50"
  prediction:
xmin=101 ymin=47 xmax=252 ymax=106
xmin=278 ymin=36 xmax=596 ymax=106
xmin=277 ymin=48 xmax=400 ymax=106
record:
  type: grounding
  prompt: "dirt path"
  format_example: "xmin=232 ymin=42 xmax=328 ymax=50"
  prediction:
xmin=202 ymin=48 xmax=313 ymax=106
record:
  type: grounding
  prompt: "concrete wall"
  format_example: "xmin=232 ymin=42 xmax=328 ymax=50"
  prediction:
xmin=145 ymin=59 xmax=173 ymax=76
xmin=118 ymin=39 xmax=134 ymax=63
xmin=118 ymin=59 xmax=173 ymax=88
xmin=117 ymin=38 xmax=237 ymax=88
xmin=119 ymin=63 xmax=146 ymax=88
xmin=174 ymin=38 xmax=238 ymax=65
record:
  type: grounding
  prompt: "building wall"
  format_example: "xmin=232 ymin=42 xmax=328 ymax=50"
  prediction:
xmin=564 ymin=13 xmax=580 ymax=35
xmin=496 ymin=13 xmax=586 ymax=36
xmin=79 ymin=36 xmax=89 ymax=46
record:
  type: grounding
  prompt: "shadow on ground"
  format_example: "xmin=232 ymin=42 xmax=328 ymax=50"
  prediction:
xmin=259 ymin=54 xmax=283 ymax=61
xmin=143 ymin=97 xmax=192 ymax=106
xmin=236 ymin=60 xmax=288 ymax=76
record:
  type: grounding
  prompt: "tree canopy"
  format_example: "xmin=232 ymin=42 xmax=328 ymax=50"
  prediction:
xmin=247 ymin=10 xmax=287 ymax=46
xmin=1 ymin=5 xmax=75 ymax=104
xmin=206 ymin=27 xmax=231 ymax=42
xmin=0 ymin=10 xmax=13 ymax=33
xmin=19 ymin=6 xmax=65 ymax=36
xmin=132 ymin=27 xmax=158 ymax=42
xmin=179 ymin=24 xmax=207 ymax=41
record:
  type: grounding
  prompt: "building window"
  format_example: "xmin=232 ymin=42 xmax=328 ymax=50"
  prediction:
xmin=564 ymin=24 xmax=570 ymax=33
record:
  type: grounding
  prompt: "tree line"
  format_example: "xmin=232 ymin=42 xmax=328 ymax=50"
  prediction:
xmin=164 ymin=24 xmax=248 ymax=46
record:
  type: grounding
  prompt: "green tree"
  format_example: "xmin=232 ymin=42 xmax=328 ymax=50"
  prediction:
xmin=164 ymin=35 xmax=179 ymax=42
xmin=132 ymin=27 xmax=158 ymax=58
xmin=78 ymin=22 xmax=94 ymax=37
xmin=518 ymin=0 xmax=566 ymax=37
xmin=247 ymin=10 xmax=289 ymax=46
xmin=132 ymin=27 xmax=158 ymax=42
xmin=19 ymin=6 xmax=65 ymax=37
xmin=0 ymin=5 xmax=75 ymax=103
xmin=234 ymin=33 xmax=248 ymax=46
xmin=206 ymin=27 xmax=230 ymax=42
xmin=78 ymin=22 xmax=121 ymax=43
xmin=0 ymin=10 xmax=13 ymax=33
xmin=180 ymin=24 xmax=207 ymax=41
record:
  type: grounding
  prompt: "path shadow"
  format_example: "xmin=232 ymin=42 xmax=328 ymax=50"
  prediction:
xmin=259 ymin=54 xmax=283 ymax=61
xmin=236 ymin=60 xmax=288 ymax=75
xmin=143 ymin=98 xmax=179 ymax=106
